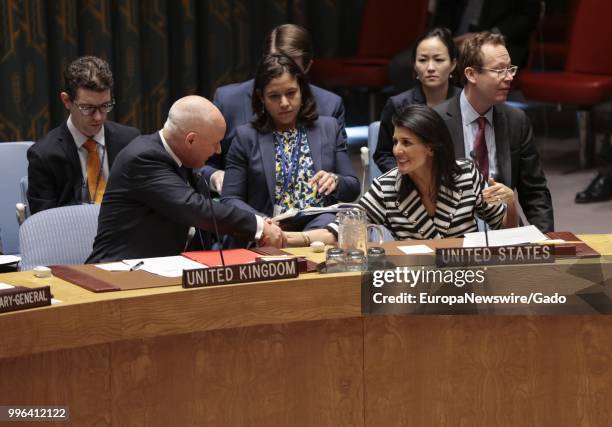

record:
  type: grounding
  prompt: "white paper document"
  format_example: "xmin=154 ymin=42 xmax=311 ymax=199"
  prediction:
xmin=95 ymin=262 xmax=133 ymax=272
xmin=463 ymin=225 xmax=548 ymax=247
xmin=272 ymin=203 xmax=362 ymax=222
xmin=122 ymin=256 xmax=206 ymax=277
xmin=398 ymin=244 xmax=434 ymax=255
xmin=0 ymin=255 xmax=21 ymax=266
xmin=95 ymin=256 xmax=205 ymax=276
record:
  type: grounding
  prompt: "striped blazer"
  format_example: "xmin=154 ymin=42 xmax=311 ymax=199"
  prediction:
xmin=328 ymin=160 xmax=505 ymax=240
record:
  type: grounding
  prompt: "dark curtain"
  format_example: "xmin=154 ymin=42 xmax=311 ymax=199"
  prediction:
xmin=0 ymin=0 xmax=363 ymax=141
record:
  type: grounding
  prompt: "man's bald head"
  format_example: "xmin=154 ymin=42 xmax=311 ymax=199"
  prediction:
xmin=163 ymin=95 xmax=226 ymax=168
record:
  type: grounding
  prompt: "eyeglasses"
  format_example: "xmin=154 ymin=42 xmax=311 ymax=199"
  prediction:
xmin=72 ymin=100 xmax=115 ymax=116
xmin=476 ymin=65 xmax=518 ymax=79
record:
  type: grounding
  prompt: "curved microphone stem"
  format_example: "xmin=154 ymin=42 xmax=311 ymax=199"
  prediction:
xmin=360 ymin=146 xmax=369 ymax=196
xmin=470 ymin=150 xmax=489 ymax=247
xmin=200 ymin=173 xmax=226 ymax=267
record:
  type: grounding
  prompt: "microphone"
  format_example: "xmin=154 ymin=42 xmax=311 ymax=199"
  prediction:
xmin=469 ymin=150 xmax=489 ymax=247
xmin=198 ymin=171 xmax=226 ymax=267
xmin=360 ymin=146 xmax=369 ymax=166
xmin=360 ymin=147 xmax=369 ymax=196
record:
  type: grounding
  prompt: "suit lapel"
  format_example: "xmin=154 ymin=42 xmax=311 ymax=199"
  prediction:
xmin=259 ymin=132 xmax=277 ymax=204
xmin=434 ymin=184 xmax=462 ymax=236
xmin=444 ymin=96 xmax=466 ymax=158
xmin=245 ymin=80 xmax=255 ymax=124
xmin=59 ymin=122 xmax=85 ymax=200
xmin=104 ymin=123 xmax=118 ymax=165
xmin=493 ymin=106 xmax=512 ymax=185
xmin=397 ymin=179 xmax=440 ymax=239
xmin=59 ymin=122 xmax=81 ymax=169
xmin=305 ymin=125 xmax=322 ymax=171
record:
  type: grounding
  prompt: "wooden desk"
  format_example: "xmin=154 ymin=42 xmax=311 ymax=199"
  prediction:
xmin=1 ymin=235 xmax=611 ymax=426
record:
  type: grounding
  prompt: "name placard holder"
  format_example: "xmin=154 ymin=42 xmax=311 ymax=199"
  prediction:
xmin=436 ymin=244 xmax=555 ymax=268
xmin=0 ymin=285 xmax=52 ymax=314
xmin=182 ymin=258 xmax=299 ymax=288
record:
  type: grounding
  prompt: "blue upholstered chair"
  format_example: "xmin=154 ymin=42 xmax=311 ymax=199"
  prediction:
xmin=0 ymin=141 xmax=34 ymax=254
xmin=18 ymin=204 xmax=100 ymax=271
xmin=16 ymin=176 xmax=29 ymax=225
xmin=367 ymin=121 xmax=382 ymax=184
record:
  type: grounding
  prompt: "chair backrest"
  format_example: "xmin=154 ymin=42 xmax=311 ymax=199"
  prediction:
xmin=565 ymin=0 xmax=612 ymax=74
xmin=367 ymin=121 xmax=383 ymax=183
xmin=0 ymin=141 xmax=34 ymax=254
xmin=19 ymin=204 xmax=100 ymax=271
xmin=357 ymin=0 xmax=429 ymax=58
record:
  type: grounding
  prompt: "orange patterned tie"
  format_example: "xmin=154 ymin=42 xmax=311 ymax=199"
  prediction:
xmin=83 ymin=139 xmax=106 ymax=203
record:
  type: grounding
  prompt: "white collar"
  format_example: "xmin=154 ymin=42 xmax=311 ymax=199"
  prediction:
xmin=460 ymin=90 xmax=493 ymax=126
xmin=67 ymin=115 xmax=105 ymax=148
xmin=159 ymin=130 xmax=182 ymax=167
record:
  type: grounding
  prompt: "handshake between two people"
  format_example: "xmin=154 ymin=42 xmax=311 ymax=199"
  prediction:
xmin=258 ymin=218 xmax=336 ymax=249
xmin=259 ymin=218 xmax=286 ymax=248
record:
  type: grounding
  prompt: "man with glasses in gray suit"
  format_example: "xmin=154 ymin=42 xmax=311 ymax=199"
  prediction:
xmin=434 ymin=32 xmax=553 ymax=233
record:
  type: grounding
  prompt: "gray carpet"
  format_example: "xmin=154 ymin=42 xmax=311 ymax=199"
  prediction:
xmin=537 ymin=136 xmax=611 ymax=234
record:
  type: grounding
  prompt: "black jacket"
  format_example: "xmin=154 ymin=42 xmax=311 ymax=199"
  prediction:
xmin=27 ymin=120 xmax=139 ymax=214
xmin=87 ymin=133 xmax=258 ymax=263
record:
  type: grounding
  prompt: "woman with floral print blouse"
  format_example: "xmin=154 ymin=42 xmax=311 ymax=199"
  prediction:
xmin=221 ymin=54 xmax=360 ymax=246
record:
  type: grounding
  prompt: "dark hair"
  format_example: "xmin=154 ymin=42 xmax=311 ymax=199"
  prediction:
xmin=411 ymin=27 xmax=458 ymax=67
xmin=458 ymin=32 xmax=506 ymax=85
xmin=63 ymin=56 xmax=114 ymax=100
xmin=411 ymin=27 xmax=459 ymax=87
xmin=251 ymin=53 xmax=318 ymax=133
xmin=392 ymin=104 xmax=460 ymax=192
xmin=263 ymin=24 xmax=313 ymax=70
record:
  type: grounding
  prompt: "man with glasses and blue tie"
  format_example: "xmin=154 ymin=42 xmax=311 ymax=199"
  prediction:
xmin=434 ymin=32 xmax=554 ymax=233
xmin=27 ymin=56 xmax=140 ymax=214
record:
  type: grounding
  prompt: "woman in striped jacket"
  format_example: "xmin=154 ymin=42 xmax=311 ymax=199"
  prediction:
xmin=284 ymin=104 xmax=518 ymax=245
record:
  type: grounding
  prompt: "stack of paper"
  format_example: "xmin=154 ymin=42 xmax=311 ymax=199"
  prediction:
xmin=462 ymin=225 xmax=548 ymax=247
xmin=95 ymin=256 xmax=206 ymax=277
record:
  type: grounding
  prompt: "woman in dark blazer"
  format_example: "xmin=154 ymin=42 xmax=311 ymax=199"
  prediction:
xmin=374 ymin=27 xmax=461 ymax=173
xmin=221 ymin=54 xmax=360 ymax=242
xmin=286 ymin=105 xmax=518 ymax=246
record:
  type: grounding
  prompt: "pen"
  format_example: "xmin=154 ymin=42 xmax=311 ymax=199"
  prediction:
xmin=130 ymin=260 xmax=144 ymax=271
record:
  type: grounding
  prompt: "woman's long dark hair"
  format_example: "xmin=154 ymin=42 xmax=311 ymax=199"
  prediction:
xmin=392 ymin=104 xmax=461 ymax=193
xmin=251 ymin=53 xmax=317 ymax=133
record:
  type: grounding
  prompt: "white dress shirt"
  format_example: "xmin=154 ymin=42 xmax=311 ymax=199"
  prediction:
xmin=67 ymin=115 xmax=109 ymax=183
xmin=460 ymin=90 xmax=498 ymax=180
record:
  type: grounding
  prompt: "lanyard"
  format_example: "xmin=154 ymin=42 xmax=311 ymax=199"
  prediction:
xmin=274 ymin=128 xmax=303 ymax=197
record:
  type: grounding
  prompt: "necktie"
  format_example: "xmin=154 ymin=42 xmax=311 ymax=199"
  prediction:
xmin=474 ymin=116 xmax=489 ymax=180
xmin=84 ymin=139 xmax=106 ymax=203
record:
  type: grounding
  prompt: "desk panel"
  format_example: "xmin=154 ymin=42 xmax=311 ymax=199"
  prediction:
xmin=1 ymin=235 xmax=612 ymax=426
xmin=364 ymin=315 xmax=612 ymax=426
